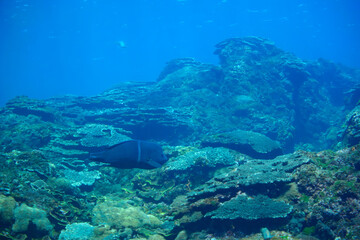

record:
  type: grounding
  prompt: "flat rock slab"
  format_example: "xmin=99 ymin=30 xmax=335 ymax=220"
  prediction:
xmin=202 ymin=130 xmax=282 ymax=159
xmin=187 ymin=151 xmax=311 ymax=200
xmin=205 ymin=194 xmax=293 ymax=220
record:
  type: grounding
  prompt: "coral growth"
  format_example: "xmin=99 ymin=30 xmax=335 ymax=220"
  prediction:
xmin=0 ymin=194 xmax=16 ymax=224
xmin=59 ymin=222 xmax=95 ymax=240
xmin=12 ymin=203 xmax=53 ymax=233
xmin=92 ymin=199 xmax=162 ymax=230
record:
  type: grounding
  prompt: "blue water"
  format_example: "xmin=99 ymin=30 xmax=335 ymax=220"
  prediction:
xmin=0 ymin=0 xmax=359 ymax=106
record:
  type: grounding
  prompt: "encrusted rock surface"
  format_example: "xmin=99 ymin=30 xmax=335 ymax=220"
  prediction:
xmin=205 ymin=195 xmax=293 ymax=220
xmin=202 ymin=130 xmax=282 ymax=159
xmin=187 ymin=151 xmax=311 ymax=200
xmin=165 ymin=147 xmax=240 ymax=171
xmin=342 ymin=105 xmax=360 ymax=146
xmin=75 ymin=123 xmax=131 ymax=148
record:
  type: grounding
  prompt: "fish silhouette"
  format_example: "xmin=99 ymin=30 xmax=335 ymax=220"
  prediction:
xmin=90 ymin=140 xmax=167 ymax=169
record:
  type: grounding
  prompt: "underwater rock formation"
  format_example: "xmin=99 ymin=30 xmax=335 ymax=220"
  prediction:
xmin=205 ymin=194 xmax=293 ymax=220
xmin=165 ymin=147 xmax=240 ymax=171
xmin=76 ymin=123 xmax=131 ymax=148
xmin=213 ymin=37 xmax=357 ymax=151
xmin=62 ymin=169 xmax=101 ymax=187
xmin=92 ymin=199 xmax=163 ymax=234
xmin=59 ymin=222 xmax=95 ymax=240
xmin=290 ymin=146 xmax=360 ymax=239
xmin=0 ymin=36 xmax=359 ymax=239
xmin=342 ymin=105 xmax=360 ymax=146
xmin=202 ymin=130 xmax=282 ymax=159
xmin=12 ymin=203 xmax=53 ymax=233
xmin=0 ymin=195 xmax=16 ymax=224
xmin=187 ymin=151 xmax=311 ymax=199
xmin=165 ymin=151 xmax=310 ymax=233
xmin=1 ymin=37 xmax=358 ymax=153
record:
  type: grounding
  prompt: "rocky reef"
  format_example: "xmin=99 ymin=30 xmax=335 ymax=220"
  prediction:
xmin=0 ymin=37 xmax=359 ymax=240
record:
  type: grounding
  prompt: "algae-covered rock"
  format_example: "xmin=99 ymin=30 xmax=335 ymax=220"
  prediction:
xmin=12 ymin=203 xmax=53 ymax=233
xmin=188 ymin=151 xmax=311 ymax=200
xmin=174 ymin=230 xmax=188 ymax=240
xmin=62 ymin=169 xmax=101 ymax=187
xmin=205 ymin=195 xmax=293 ymax=220
xmin=0 ymin=114 xmax=54 ymax=152
xmin=92 ymin=200 xmax=162 ymax=230
xmin=0 ymin=194 xmax=16 ymax=224
xmin=148 ymin=234 xmax=166 ymax=240
xmin=166 ymin=147 xmax=240 ymax=171
xmin=156 ymin=58 xmax=224 ymax=92
xmin=5 ymin=96 xmax=56 ymax=122
xmin=168 ymin=152 xmax=310 ymax=232
xmin=342 ymin=105 xmax=360 ymax=146
xmin=59 ymin=222 xmax=95 ymax=240
xmin=292 ymin=147 xmax=360 ymax=239
xmin=75 ymin=123 xmax=131 ymax=148
xmin=202 ymin=130 xmax=282 ymax=159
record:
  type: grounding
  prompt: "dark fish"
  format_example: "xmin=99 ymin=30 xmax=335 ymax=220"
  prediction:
xmin=89 ymin=140 xmax=168 ymax=169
